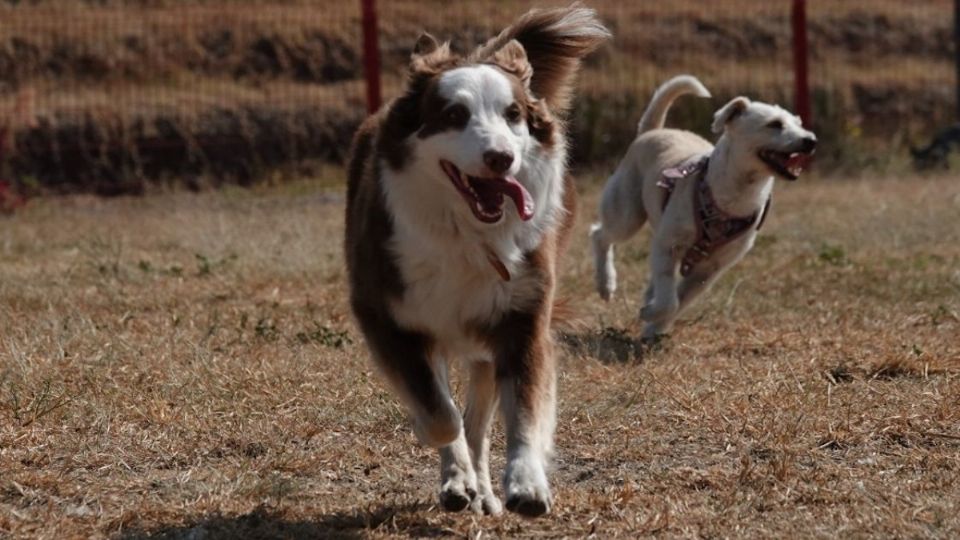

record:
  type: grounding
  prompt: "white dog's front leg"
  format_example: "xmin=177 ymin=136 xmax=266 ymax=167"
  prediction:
xmin=676 ymin=267 xmax=721 ymax=315
xmin=640 ymin=241 xmax=680 ymax=325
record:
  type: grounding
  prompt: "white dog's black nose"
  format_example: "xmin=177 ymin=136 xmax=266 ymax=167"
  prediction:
xmin=800 ymin=136 xmax=817 ymax=153
xmin=483 ymin=150 xmax=515 ymax=175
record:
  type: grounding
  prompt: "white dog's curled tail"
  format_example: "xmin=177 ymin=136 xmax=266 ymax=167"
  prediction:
xmin=637 ymin=75 xmax=711 ymax=135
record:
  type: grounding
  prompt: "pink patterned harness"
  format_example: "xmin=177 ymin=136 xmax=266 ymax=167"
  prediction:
xmin=658 ymin=155 xmax=771 ymax=276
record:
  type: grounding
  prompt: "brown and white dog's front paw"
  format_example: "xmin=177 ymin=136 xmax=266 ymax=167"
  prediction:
xmin=469 ymin=488 xmax=503 ymax=516
xmin=439 ymin=465 xmax=478 ymax=512
xmin=503 ymin=456 xmax=552 ymax=517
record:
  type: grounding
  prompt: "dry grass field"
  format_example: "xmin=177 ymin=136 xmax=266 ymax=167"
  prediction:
xmin=1 ymin=169 xmax=959 ymax=539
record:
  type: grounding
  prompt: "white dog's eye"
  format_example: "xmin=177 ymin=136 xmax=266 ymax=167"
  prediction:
xmin=504 ymin=103 xmax=523 ymax=124
xmin=766 ymin=120 xmax=784 ymax=130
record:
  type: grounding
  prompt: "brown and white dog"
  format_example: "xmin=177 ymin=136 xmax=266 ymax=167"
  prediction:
xmin=345 ymin=7 xmax=608 ymax=517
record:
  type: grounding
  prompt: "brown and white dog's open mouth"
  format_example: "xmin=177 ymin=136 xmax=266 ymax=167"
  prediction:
xmin=757 ymin=149 xmax=813 ymax=181
xmin=440 ymin=160 xmax=534 ymax=223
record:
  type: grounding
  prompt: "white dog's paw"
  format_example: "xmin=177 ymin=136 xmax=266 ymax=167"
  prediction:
xmin=469 ymin=489 xmax=503 ymax=516
xmin=503 ymin=457 xmax=552 ymax=517
xmin=640 ymin=295 xmax=678 ymax=322
xmin=639 ymin=302 xmax=659 ymax=321
xmin=596 ymin=271 xmax=616 ymax=301
xmin=439 ymin=469 xmax=478 ymax=512
xmin=641 ymin=324 xmax=669 ymax=344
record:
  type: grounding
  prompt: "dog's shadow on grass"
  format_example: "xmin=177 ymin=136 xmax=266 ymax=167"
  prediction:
xmin=560 ymin=326 xmax=660 ymax=364
xmin=118 ymin=502 xmax=447 ymax=540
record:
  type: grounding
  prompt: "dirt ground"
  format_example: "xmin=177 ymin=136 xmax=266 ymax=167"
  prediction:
xmin=1 ymin=168 xmax=958 ymax=538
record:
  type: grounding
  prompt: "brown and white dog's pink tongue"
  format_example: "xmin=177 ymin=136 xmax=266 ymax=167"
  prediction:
xmin=498 ymin=176 xmax=534 ymax=221
xmin=473 ymin=175 xmax=535 ymax=221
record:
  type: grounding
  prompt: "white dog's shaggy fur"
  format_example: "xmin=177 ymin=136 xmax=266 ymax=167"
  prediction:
xmin=590 ymin=75 xmax=817 ymax=340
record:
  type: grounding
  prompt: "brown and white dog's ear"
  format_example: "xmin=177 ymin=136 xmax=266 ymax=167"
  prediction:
xmin=410 ymin=32 xmax=453 ymax=74
xmin=491 ymin=40 xmax=532 ymax=88
xmin=712 ymin=97 xmax=750 ymax=134
xmin=470 ymin=6 xmax=610 ymax=114
xmin=413 ymin=33 xmax=439 ymax=56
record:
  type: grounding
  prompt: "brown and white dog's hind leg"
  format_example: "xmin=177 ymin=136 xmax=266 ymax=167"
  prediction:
xmin=493 ymin=308 xmax=557 ymax=517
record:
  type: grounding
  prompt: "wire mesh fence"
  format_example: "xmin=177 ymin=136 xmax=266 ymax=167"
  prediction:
xmin=0 ymin=0 xmax=954 ymax=195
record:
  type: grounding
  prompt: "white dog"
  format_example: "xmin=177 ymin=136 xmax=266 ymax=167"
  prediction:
xmin=590 ymin=75 xmax=817 ymax=340
xmin=345 ymin=7 xmax=607 ymax=517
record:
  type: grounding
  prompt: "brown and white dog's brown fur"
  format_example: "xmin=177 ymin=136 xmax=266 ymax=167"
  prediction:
xmin=345 ymin=7 xmax=608 ymax=517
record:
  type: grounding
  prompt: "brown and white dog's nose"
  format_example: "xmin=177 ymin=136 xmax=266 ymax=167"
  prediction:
xmin=800 ymin=136 xmax=818 ymax=154
xmin=483 ymin=150 xmax=515 ymax=175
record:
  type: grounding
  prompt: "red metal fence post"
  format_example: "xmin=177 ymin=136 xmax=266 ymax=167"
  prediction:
xmin=361 ymin=0 xmax=382 ymax=115
xmin=792 ymin=0 xmax=812 ymax=128
xmin=955 ymin=0 xmax=959 ymax=121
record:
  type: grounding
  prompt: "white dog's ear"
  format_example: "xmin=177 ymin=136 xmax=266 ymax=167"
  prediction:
xmin=712 ymin=97 xmax=750 ymax=134
xmin=491 ymin=39 xmax=533 ymax=88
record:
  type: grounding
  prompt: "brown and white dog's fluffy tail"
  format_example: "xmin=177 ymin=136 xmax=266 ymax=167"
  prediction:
xmin=471 ymin=4 xmax=610 ymax=115
xmin=636 ymin=75 xmax=712 ymax=135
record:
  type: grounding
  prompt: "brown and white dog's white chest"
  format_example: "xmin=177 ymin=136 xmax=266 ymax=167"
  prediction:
xmin=386 ymin=221 xmax=542 ymax=360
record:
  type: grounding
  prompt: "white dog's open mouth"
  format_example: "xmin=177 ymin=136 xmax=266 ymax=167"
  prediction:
xmin=440 ymin=160 xmax=534 ymax=224
xmin=758 ymin=149 xmax=812 ymax=181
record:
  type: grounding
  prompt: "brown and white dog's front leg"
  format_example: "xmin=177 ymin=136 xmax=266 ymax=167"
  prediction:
xmin=492 ymin=307 xmax=557 ymax=517
xmin=436 ymin=358 xmax=478 ymax=513
xmin=437 ymin=359 xmax=502 ymax=515
xmin=359 ymin=313 xmax=478 ymax=512
xmin=463 ymin=361 xmax=502 ymax=515
xmin=353 ymin=306 xmax=463 ymax=449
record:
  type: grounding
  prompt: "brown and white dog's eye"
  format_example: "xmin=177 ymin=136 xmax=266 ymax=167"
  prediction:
xmin=766 ymin=119 xmax=784 ymax=130
xmin=504 ymin=103 xmax=523 ymax=123
xmin=442 ymin=104 xmax=470 ymax=127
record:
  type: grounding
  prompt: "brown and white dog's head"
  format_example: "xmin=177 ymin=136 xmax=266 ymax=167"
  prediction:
xmin=378 ymin=7 xmax=609 ymax=231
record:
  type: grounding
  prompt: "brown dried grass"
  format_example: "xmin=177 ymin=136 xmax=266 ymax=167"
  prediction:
xmin=1 ymin=170 xmax=958 ymax=538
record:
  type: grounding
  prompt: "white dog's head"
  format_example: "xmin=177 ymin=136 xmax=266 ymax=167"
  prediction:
xmin=711 ymin=97 xmax=817 ymax=181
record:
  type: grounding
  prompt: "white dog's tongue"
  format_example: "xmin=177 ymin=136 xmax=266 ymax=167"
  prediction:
xmin=786 ymin=153 xmax=811 ymax=174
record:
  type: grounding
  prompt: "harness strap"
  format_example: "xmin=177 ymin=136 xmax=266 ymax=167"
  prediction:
xmin=658 ymin=155 xmax=771 ymax=277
